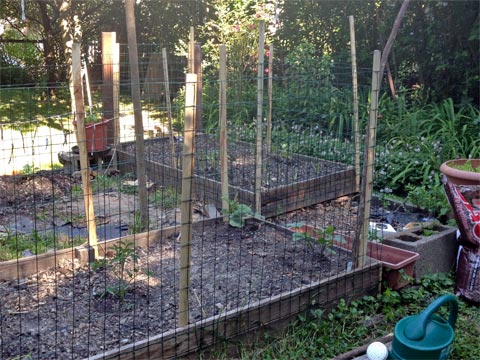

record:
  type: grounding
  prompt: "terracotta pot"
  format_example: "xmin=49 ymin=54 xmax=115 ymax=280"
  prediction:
xmin=440 ymin=159 xmax=480 ymax=185
xmin=289 ymin=224 xmax=419 ymax=290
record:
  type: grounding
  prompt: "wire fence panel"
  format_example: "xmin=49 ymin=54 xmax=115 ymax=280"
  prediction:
xmin=0 ymin=44 xmax=382 ymax=360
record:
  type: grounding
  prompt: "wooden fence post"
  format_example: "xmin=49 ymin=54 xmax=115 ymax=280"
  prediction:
xmin=255 ymin=20 xmax=265 ymax=215
xmin=354 ymin=50 xmax=381 ymax=269
xmin=219 ymin=45 xmax=229 ymax=219
xmin=349 ymin=16 xmax=360 ymax=193
xmin=179 ymin=73 xmax=197 ymax=327
xmin=72 ymin=42 xmax=98 ymax=260
xmin=162 ymin=48 xmax=176 ymax=168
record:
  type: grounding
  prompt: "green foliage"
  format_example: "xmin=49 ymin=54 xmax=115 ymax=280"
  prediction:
xmin=92 ymin=174 xmax=118 ymax=193
xmin=449 ymin=160 xmax=480 ymax=173
xmin=0 ymin=228 xmax=84 ymax=261
xmin=85 ymin=112 xmax=102 ymax=124
xmin=200 ymin=0 xmax=275 ymax=76
xmin=150 ymin=187 xmax=179 ymax=209
xmin=129 ymin=211 xmax=145 ymax=234
xmin=93 ymin=241 xmax=139 ymax=302
xmin=223 ymin=197 xmax=263 ymax=228
xmin=220 ymin=273 xmax=478 ymax=360
xmin=21 ymin=164 xmax=40 ymax=176
xmin=290 ymin=223 xmax=337 ymax=257
xmin=405 ymin=175 xmax=451 ymax=219
xmin=375 ymin=96 xmax=480 ymax=197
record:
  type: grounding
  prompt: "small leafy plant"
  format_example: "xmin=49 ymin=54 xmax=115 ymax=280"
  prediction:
xmin=223 ymin=197 xmax=264 ymax=228
xmin=450 ymin=159 xmax=480 ymax=173
xmin=93 ymin=241 xmax=139 ymax=302
xmin=85 ymin=112 xmax=102 ymax=124
xmin=290 ymin=223 xmax=337 ymax=256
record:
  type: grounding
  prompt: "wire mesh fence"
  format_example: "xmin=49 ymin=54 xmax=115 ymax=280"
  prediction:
xmin=0 ymin=39 xmax=385 ymax=359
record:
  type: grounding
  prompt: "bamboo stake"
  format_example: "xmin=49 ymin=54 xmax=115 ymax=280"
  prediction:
xmin=162 ymin=48 xmax=175 ymax=168
xmin=113 ymin=41 xmax=120 ymax=150
xmin=349 ymin=16 xmax=360 ymax=193
xmin=219 ymin=45 xmax=229 ymax=219
xmin=125 ymin=0 xmax=148 ymax=230
xmin=179 ymin=73 xmax=197 ymax=327
xmin=255 ymin=20 xmax=265 ymax=215
xmin=266 ymin=44 xmax=273 ymax=154
xmin=72 ymin=42 xmax=98 ymax=260
xmin=354 ymin=50 xmax=381 ymax=269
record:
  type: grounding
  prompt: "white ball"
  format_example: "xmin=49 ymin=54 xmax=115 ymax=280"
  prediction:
xmin=366 ymin=341 xmax=389 ymax=360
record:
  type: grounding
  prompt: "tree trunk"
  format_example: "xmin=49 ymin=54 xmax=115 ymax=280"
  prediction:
xmin=37 ymin=0 xmax=57 ymax=96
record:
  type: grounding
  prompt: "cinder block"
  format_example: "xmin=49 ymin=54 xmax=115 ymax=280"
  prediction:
xmin=383 ymin=224 xmax=458 ymax=279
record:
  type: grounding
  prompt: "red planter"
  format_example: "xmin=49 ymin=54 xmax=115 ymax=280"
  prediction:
xmin=440 ymin=159 xmax=480 ymax=185
xmin=74 ymin=118 xmax=112 ymax=153
xmin=289 ymin=224 xmax=419 ymax=290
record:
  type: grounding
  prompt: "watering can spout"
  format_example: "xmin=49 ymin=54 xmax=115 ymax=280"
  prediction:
xmin=391 ymin=294 xmax=458 ymax=360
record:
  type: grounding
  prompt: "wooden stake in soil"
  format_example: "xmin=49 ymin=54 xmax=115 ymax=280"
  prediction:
xmin=354 ymin=50 xmax=381 ymax=269
xmin=72 ymin=42 xmax=98 ymax=260
xmin=219 ymin=45 xmax=229 ymax=219
xmin=255 ymin=20 xmax=265 ymax=215
xmin=162 ymin=48 xmax=176 ymax=169
xmin=349 ymin=16 xmax=360 ymax=192
xmin=266 ymin=44 xmax=273 ymax=154
xmin=179 ymin=73 xmax=197 ymax=327
xmin=125 ymin=0 xmax=148 ymax=231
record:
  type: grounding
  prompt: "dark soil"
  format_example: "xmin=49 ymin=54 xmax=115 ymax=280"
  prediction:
xmin=124 ymin=135 xmax=350 ymax=191
xmin=0 ymin=220 xmax=351 ymax=359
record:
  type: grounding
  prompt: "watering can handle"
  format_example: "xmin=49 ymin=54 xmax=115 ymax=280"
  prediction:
xmin=404 ymin=294 xmax=458 ymax=341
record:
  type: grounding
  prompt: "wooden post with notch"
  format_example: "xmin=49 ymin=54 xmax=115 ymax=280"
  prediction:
xmin=72 ymin=42 xmax=98 ymax=260
xmin=354 ymin=50 xmax=381 ymax=269
xmin=179 ymin=73 xmax=197 ymax=327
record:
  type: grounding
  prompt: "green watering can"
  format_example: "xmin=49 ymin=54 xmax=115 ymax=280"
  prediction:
xmin=390 ymin=294 xmax=458 ymax=360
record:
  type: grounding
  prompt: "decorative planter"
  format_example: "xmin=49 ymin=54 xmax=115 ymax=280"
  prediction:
xmin=383 ymin=223 xmax=457 ymax=279
xmin=289 ymin=224 xmax=419 ymax=290
xmin=440 ymin=159 xmax=480 ymax=185
xmin=74 ymin=118 xmax=112 ymax=153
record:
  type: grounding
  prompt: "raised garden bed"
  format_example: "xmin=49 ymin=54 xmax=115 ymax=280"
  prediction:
xmin=383 ymin=223 xmax=457 ymax=279
xmin=0 ymin=219 xmax=380 ymax=359
xmin=117 ymin=135 xmax=356 ymax=216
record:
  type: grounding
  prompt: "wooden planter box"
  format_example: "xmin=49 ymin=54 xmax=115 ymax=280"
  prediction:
xmin=117 ymin=136 xmax=355 ymax=217
xmin=1 ymin=219 xmax=380 ymax=359
xmin=383 ymin=223 xmax=458 ymax=279
xmin=289 ymin=224 xmax=419 ymax=290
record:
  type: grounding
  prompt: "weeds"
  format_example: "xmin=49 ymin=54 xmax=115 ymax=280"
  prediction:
xmin=209 ymin=273 xmax=479 ymax=359
xmin=0 ymin=227 xmax=84 ymax=261
xmin=289 ymin=223 xmax=337 ymax=256
xmin=93 ymin=241 xmax=139 ymax=302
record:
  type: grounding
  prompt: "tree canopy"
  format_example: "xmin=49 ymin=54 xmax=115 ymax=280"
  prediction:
xmin=0 ymin=0 xmax=478 ymax=104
